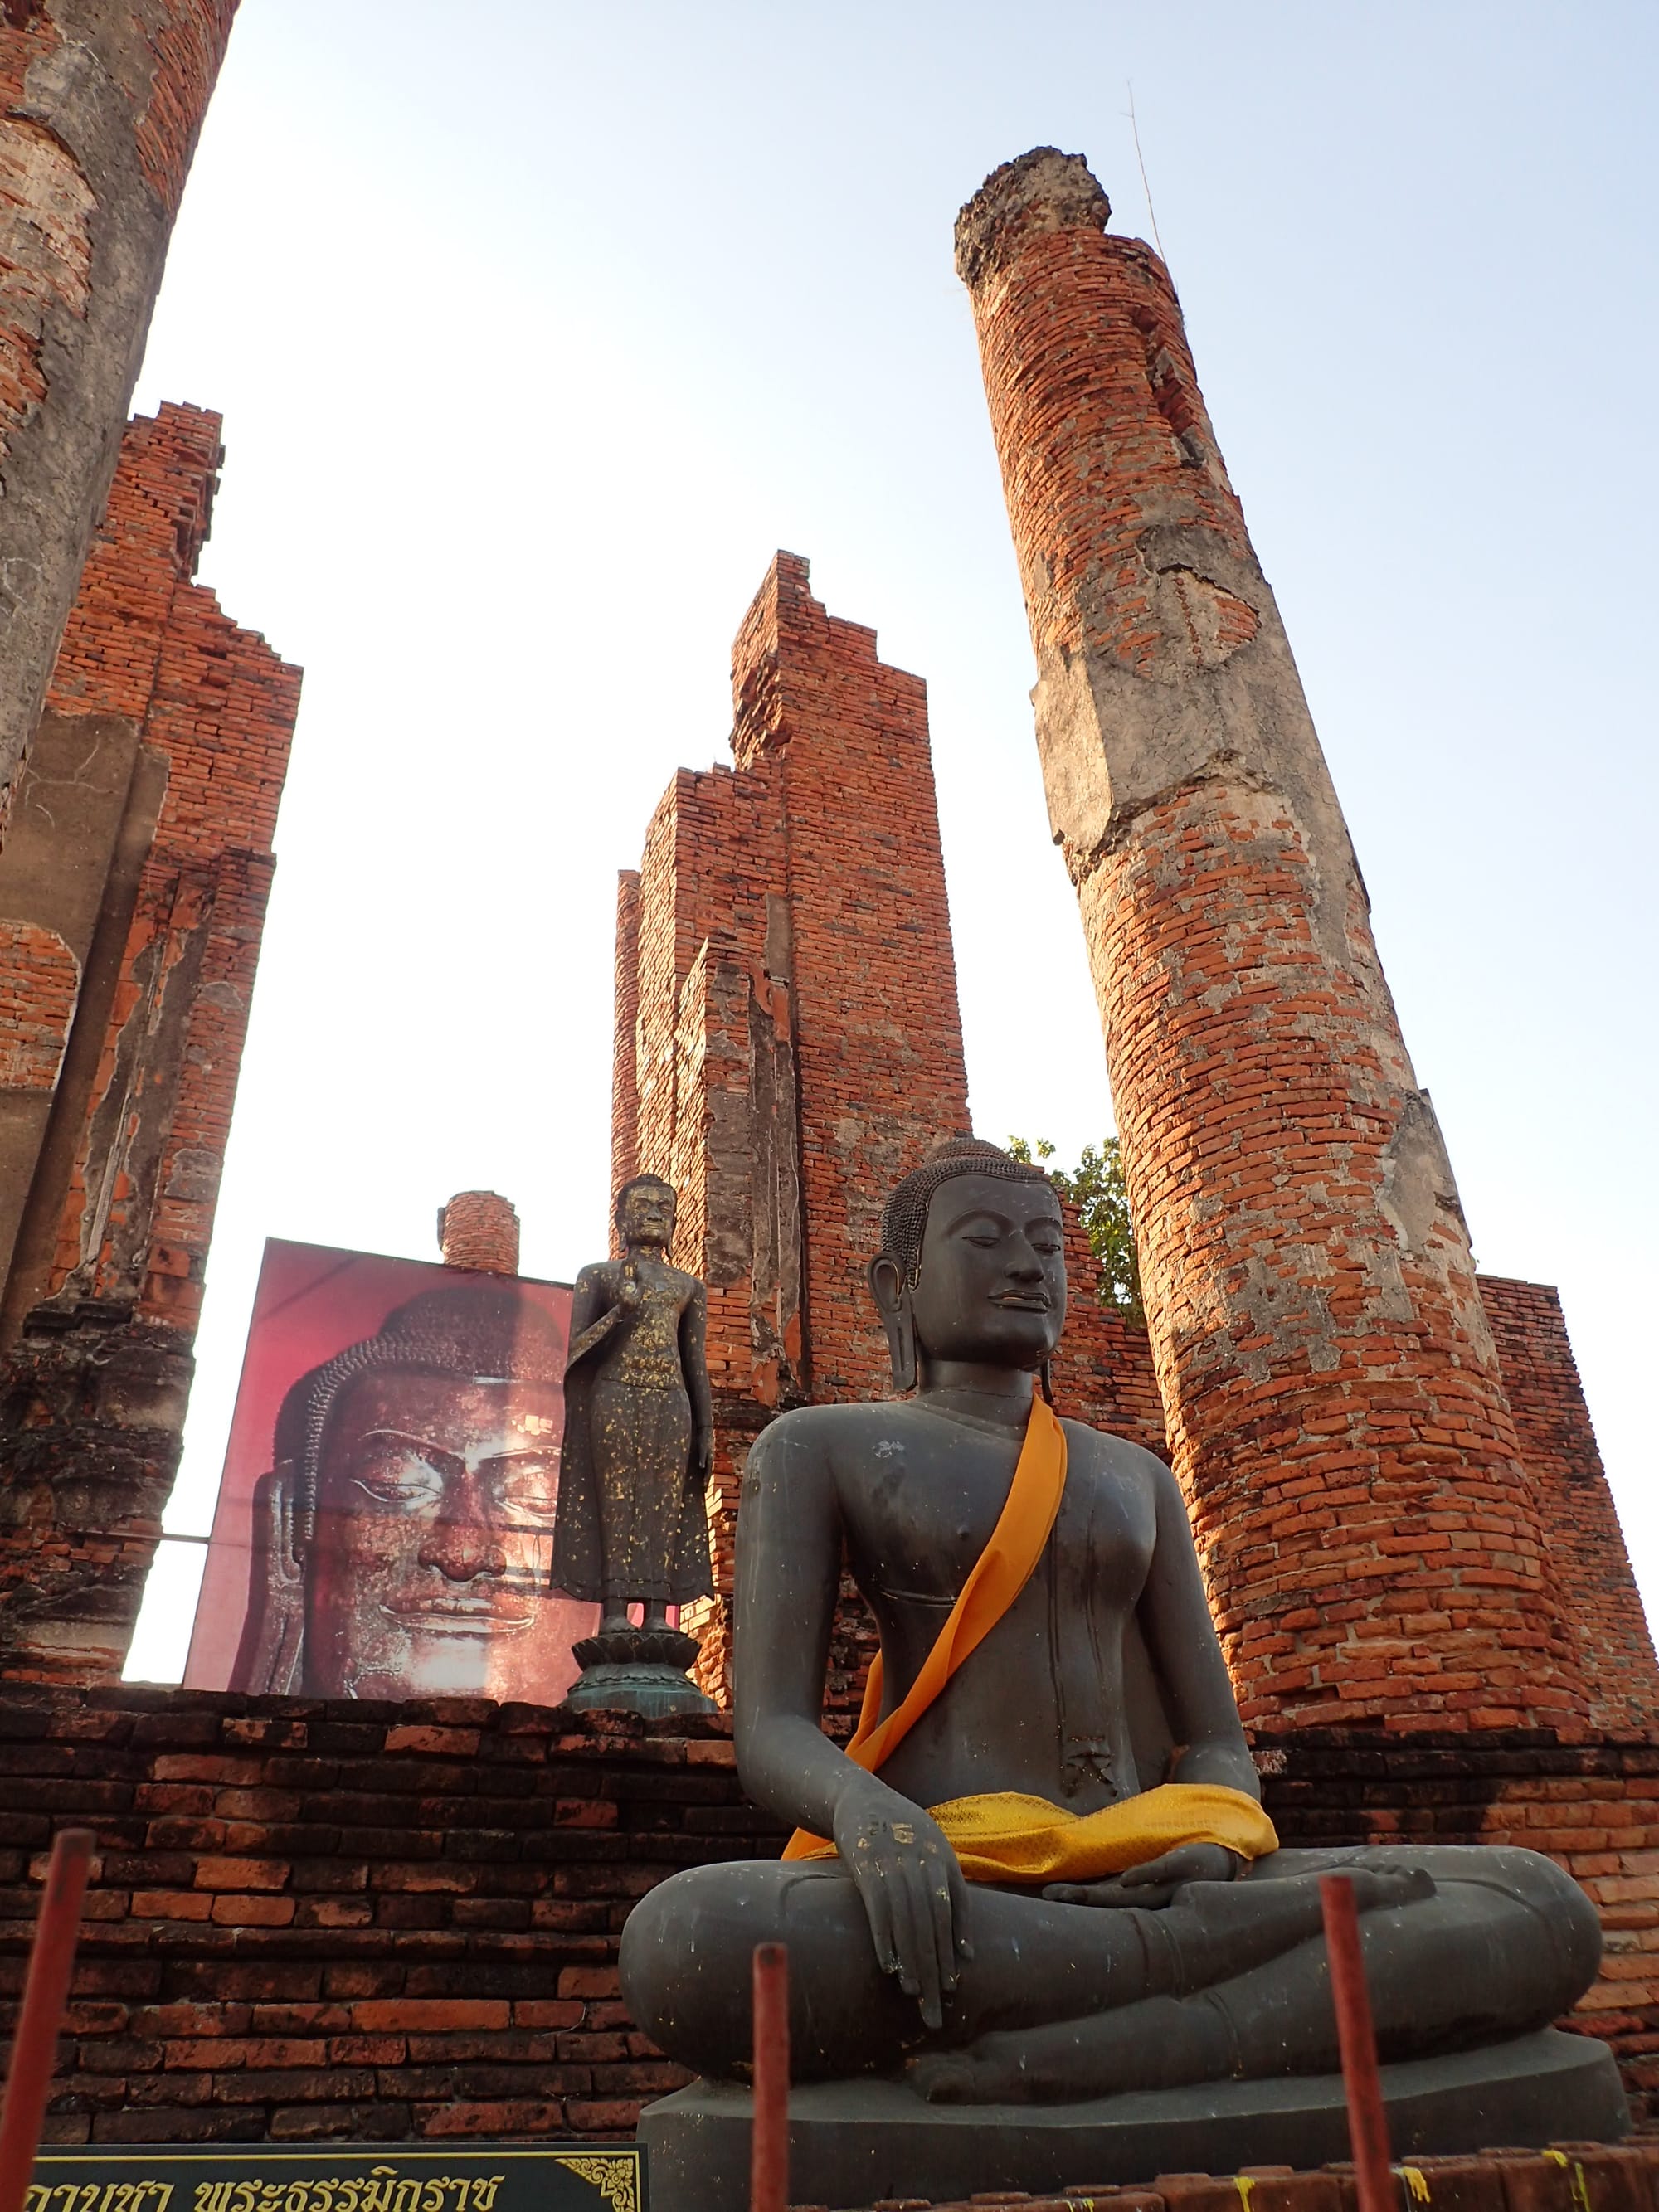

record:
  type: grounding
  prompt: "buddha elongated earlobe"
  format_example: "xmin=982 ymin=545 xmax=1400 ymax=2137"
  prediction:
xmin=867 ymin=1254 xmax=917 ymax=1393
xmin=1039 ymin=1358 xmax=1055 ymax=1407
xmin=888 ymin=1299 xmax=918 ymax=1393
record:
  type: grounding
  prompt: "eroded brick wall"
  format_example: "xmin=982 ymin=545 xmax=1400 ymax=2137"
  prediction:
xmin=953 ymin=147 xmax=1624 ymax=1734
xmin=1255 ymin=1724 xmax=1659 ymax=2122
xmin=615 ymin=554 xmax=979 ymax=1704
xmin=1478 ymin=1277 xmax=1657 ymax=1735
xmin=1032 ymin=1257 xmax=1646 ymax=1743
xmin=0 ymin=2 xmax=240 ymax=824
xmin=725 ymin=554 xmax=971 ymax=1405
xmin=1048 ymin=1202 xmax=1165 ymax=1456
xmin=2 ymin=1689 xmax=1657 ymax=2140
xmin=0 ymin=1689 xmax=783 ymax=2146
xmin=0 ymin=403 xmax=299 ymax=1685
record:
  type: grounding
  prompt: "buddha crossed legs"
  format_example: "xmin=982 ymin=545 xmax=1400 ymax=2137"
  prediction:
xmin=620 ymin=1140 xmax=1602 ymax=2103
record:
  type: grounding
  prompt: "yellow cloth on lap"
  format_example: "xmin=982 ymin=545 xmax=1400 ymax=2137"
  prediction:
xmin=786 ymin=1782 xmax=1277 ymax=1884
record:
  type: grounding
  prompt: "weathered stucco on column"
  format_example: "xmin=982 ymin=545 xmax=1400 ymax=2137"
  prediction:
xmin=0 ymin=403 xmax=297 ymax=1686
xmin=0 ymin=0 xmax=239 ymax=828
xmin=956 ymin=148 xmax=1588 ymax=1730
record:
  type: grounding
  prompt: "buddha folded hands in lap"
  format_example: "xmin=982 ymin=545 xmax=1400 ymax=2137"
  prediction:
xmin=619 ymin=1139 xmax=1602 ymax=2103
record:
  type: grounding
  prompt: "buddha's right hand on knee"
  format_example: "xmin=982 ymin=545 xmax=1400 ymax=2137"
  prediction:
xmin=831 ymin=1774 xmax=971 ymax=2033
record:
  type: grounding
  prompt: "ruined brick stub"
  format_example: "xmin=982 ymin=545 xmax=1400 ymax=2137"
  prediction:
xmin=0 ymin=404 xmax=299 ymax=1685
xmin=956 ymin=148 xmax=1620 ymax=1730
xmin=437 ymin=1190 xmax=520 ymax=1276
xmin=0 ymin=2 xmax=240 ymax=830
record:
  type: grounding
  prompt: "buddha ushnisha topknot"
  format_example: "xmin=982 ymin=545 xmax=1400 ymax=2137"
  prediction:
xmin=877 ymin=1136 xmax=1053 ymax=1290
xmin=277 ymin=1281 xmax=566 ymax=1553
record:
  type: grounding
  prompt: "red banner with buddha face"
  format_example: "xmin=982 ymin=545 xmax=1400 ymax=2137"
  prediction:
xmin=184 ymin=1237 xmax=597 ymax=1703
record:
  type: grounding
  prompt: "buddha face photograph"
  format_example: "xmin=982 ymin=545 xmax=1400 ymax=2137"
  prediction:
xmin=302 ymin=1365 xmax=572 ymax=1699
xmin=184 ymin=1239 xmax=597 ymax=1704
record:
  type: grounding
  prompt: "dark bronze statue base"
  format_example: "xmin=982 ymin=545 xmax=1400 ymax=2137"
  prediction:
xmin=639 ymin=2030 xmax=1627 ymax=2212
xmin=564 ymin=1626 xmax=716 ymax=1719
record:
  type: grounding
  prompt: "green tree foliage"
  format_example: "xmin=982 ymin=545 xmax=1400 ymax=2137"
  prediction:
xmin=1007 ymin=1135 xmax=1146 ymax=1324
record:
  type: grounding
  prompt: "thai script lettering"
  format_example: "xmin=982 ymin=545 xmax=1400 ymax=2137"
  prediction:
xmin=187 ymin=2176 xmax=504 ymax=2212
xmin=27 ymin=2173 xmax=508 ymax=2212
xmin=26 ymin=2187 xmax=174 ymax=2212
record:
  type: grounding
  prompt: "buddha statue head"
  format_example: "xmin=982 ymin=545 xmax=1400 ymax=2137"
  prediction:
xmin=615 ymin=1172 xmax=677 ymax=1256
xmin=231 ymin=1279 xmax=591 ymax=1700
xmin=868 ymin=1135 xmax=1067 ymax=1392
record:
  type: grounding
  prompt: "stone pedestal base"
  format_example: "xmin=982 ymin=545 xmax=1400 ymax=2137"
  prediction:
xmin=564 ymin=1626 xmax=716 ymax=1719
xmin=638 ymin=2031 xmax=1627 ymax=2212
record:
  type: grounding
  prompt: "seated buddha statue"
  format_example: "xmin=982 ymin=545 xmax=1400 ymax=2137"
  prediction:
xmin=620 ymin=1139 xmax=1605 ymax=2106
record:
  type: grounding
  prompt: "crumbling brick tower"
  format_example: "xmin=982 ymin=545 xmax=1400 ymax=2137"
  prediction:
xmin=611 ymin=552 xmax=1165 ymax=1703
xmin=0 ymin=2 xmax=241 ymax=829
xmin=955 ymin=148 xmax=1654 ymax=1735
xmin=0 ymin=402 xmax=299 ymax=1684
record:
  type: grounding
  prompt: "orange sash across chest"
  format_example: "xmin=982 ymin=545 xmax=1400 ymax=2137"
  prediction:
xmin=781 ymin=1389 xmax=1068 ymax=1861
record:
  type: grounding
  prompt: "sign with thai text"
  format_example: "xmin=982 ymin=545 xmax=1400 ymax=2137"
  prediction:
xmin=30 ymin=2146 xmax=645 ymax=2212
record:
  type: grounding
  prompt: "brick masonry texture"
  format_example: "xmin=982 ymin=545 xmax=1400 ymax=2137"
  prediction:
xmin=609 ymin=552 xmax=1163 ymax=1710
xmin=953 ymin=147 xmax=1654 ymax=1734
xmin=1253 ymin=1725 xmax=1659 ymax=2126
xmin=613 ymin=553 xmax=971 ymax=1704
xmin=0 ymin=1687 xmax=785 ymax=2146
xmin=0 ymin=916 xmax=78 ymax=1089
xmin=438 ymin=1192 xmax=522 ymax=1277
xmin=1478 ymin=1278 xmax=1657 ymax=1734
xmin=0 ymin=402 xmax=299 ymax=1686
xmin=0 ymin=2 xmax=240 ymax=825
xmin=1093 ymin=1275 xmax=1658 ymax=1738
xmin=5 ymin=1689 xmax=1659 ymax=2140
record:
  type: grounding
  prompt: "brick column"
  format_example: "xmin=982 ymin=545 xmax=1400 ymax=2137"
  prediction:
xmin=0 ymin=405 xmax=297 ymax=1686
xmin=437 ymin=1190 xmax=520 ymax=1276
xmin=0 ymin=2 xmax=240 ymax=827
xmin=956 ymin=148 xmax=1584 ymax=1731
xmin=616 ymin=553 xmax=972 ymax=1705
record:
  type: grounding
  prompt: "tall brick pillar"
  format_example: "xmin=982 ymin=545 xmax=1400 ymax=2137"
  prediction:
xmin=0 ymin=403 xmax=298 ymax=1685
xmin=956 ymin=148 xmax=1585 ymax=1731
xmin=0 ymin=2 xmax=240 ymax=827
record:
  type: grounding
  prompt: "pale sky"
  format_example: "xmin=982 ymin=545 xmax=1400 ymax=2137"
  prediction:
xmin=124 ymin=1 xmax=1659 ymax=1680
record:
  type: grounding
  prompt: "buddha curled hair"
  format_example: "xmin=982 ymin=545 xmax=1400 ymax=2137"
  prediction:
xmin=876 ymin=1135 xmax=1054 ymax=1290
xmin=278 ymin=1281 xmax=565 ymax=1554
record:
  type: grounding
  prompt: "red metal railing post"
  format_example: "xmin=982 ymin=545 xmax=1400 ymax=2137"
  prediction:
xmin=0 ymin=1828 xmax=95 ymax=2212
xmin=1321 ymin=1873 xmax=1394 ymax=2212
xmin=750 ymin=1942 xmax=790 ymax=2212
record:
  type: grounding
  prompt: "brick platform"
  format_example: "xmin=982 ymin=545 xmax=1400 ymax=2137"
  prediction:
xmin=1253 ymin=1728 xmax=1659 ymax=2119
xmin=4 ymin=1688 xmax=1659 ymax=2143
xmin=0 ymin=1687 xmax=783 ymax=2145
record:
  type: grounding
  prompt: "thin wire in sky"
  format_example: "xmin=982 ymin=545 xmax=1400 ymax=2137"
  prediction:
xmin=1124 ymin=80 xmax=1168 ymax=264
